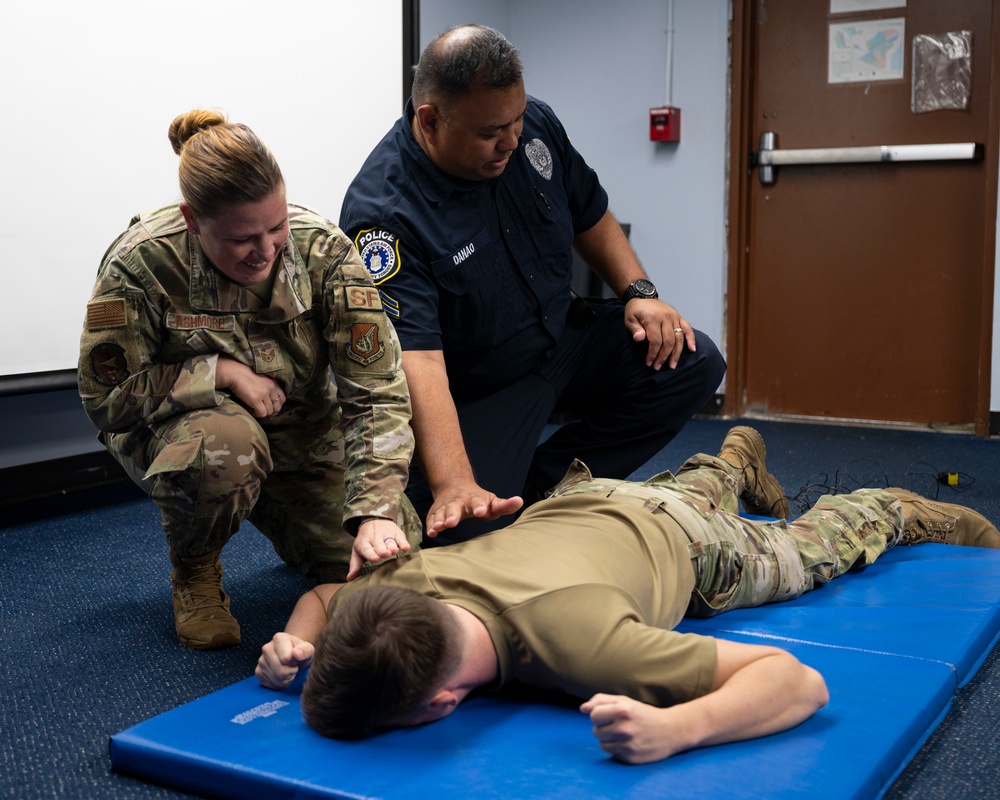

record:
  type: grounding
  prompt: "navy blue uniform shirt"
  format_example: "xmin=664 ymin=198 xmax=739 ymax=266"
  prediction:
xmin=340 ymin=97 xmax=609 ymax=399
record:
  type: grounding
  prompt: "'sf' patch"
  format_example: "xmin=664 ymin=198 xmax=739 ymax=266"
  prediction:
xmin=345 ymin=285 xmax=384 ymax=311
xmin=346 ymin=322 xmax=386 ymax=366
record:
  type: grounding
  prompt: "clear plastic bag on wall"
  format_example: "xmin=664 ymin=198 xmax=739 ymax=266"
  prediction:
xmin=911 ymin=31 xmax=972 ymax=114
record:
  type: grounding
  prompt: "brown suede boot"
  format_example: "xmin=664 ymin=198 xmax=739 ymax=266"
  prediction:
xmin=718 ymin=426 xmax=790 ymax=519
xmin=169 ymin=548 xmax=241 ymax=650
xmin=885 ymin=488 xmax=1000 ymax=549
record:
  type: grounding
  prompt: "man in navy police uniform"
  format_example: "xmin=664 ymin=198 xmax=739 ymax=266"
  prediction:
xmin=340 ymin=24 xmax=726 ymax=544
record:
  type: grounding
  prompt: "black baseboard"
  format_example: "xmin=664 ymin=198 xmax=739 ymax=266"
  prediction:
xmin=0 ymin=450 xmax=135 ymax=509
xmin=548 ymin=393 xmax=724 ymax=426
xmin=992 ymin=411 xmax=1000 ymax=437
xmin=697 ymin=393 xmax=724 ymax=417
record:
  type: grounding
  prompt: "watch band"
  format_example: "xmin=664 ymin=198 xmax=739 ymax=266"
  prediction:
xmin=621 ymin=279 xmax=658 ymax=303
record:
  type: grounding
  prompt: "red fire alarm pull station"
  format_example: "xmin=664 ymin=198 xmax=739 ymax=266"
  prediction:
xmin=650 ymin=106 xmax=680 ymax=142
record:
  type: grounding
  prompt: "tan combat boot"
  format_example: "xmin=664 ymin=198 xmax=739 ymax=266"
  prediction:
xmin=169 ymin=548 xmax=241 ymax=650
xmin=885 ymin=488 xmax=1000 ymax=549
xmin=718 ymin=426 xmax=790 ymax=519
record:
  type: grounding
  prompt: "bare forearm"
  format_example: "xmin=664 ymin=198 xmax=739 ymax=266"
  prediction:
xmin=673 ymin=652 xmax=827 ymax=750
xmin=284 ymin=585 xmax=340 ymax=643
xmin=583 ymin=648 xmax=827 ymax=765
xmin=401 ymin=350 xmax=524 ymax=532
xmin=402 ymin=351 xmax=475 ymax=490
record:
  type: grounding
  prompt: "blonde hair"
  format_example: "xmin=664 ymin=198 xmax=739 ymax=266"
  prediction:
xmin=167 ymin=109 xmax=284 ymax=219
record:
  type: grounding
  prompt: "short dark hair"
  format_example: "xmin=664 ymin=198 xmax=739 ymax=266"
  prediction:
xmin=301 ymin=585 xmax=461 ymax=739
xmin=411 ymin=24 xmax=522 ymax=107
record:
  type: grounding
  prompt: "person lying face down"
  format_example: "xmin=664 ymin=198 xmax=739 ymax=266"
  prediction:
xmin=256 ymin=427 xmax=1000 ymax=764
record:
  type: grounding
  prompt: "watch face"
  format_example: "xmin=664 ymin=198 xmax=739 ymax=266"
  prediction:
xmin=633 ymin=279 xmax=656 ymax=296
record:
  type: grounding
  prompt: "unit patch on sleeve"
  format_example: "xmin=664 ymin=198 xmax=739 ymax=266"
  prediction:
xmin=354 ymin=229 xmax=401 ymax=283
xmin=89 ymin=343 xmax=131 ymax=386
xmin=346 ymin=322 xmax=386 ymax=366
xmin=86 ymin=297 xmax=127 ymax=330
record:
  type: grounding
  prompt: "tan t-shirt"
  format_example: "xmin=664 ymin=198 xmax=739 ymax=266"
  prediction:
xmin=331 ymin=494 xmax=718 ymax=706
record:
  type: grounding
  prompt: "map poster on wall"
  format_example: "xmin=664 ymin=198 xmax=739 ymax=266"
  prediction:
xmin=830 ymin=0 xmax=905 ymax=13
xmin=829 ymin=18 xmax=905 ymax=83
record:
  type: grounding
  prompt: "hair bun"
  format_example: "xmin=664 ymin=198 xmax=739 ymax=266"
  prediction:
xmin=168 ymin=109 xmax=229 ymax=155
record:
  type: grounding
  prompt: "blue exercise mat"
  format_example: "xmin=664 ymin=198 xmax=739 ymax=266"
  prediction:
xmin=109 ymin=641 xmax=954 ymax=800
xmin=677 ymin=544 xmax=1000 ymax=687
xmin=109 ymin=544 xmax=1000 ymax=800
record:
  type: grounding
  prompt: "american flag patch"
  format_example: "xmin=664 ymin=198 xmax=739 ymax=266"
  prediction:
xmin=86 ymin=298 xmax=127 ymax=330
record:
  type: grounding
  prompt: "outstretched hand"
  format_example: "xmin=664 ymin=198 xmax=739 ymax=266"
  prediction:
xmin=426 ymin=481 xmax=523 ymax=537
xmin=256 ymin=632 xmax=315 ymax=690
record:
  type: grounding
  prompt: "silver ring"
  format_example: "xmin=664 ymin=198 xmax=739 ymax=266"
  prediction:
xmin=673 ymin=327 xmax=683 ymax=333
xmin=271 ymin=396 xmax=280 ymax=403
xmin=383 ymin=537 xmax=394 ymax=543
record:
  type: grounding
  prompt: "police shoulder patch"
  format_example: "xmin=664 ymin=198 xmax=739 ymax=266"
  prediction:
xmin=354 ymin=229 xmax=401 ymax=284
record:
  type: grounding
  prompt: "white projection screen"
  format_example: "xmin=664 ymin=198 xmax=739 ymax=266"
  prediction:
xmin=0 ymin=0 xmax=403 ymax=380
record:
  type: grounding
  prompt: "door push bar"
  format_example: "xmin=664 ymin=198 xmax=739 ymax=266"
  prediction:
xmin=753 ymin=131 xmax=981 ymax=186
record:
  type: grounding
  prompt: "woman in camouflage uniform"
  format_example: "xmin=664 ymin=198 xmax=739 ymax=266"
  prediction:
xmin=79 ymin=110 xmax=419 ymax=650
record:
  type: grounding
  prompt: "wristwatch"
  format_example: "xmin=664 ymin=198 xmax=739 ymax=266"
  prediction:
xmin=621 ymin=278 xmax=659 ymax=303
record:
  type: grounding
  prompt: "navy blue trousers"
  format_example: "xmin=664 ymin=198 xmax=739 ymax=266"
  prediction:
xmin=408 ymin=300 xmax=727 ymax=544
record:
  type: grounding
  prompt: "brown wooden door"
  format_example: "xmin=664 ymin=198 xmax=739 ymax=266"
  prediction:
xmin=728 ymin=0 xmax=998 ymax=433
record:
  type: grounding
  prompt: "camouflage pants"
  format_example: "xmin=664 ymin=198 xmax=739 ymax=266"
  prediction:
xmin=103 ymin=397 xmax=353 ymax=581
xmin=551 ymin=453 xmax=905 ymax=617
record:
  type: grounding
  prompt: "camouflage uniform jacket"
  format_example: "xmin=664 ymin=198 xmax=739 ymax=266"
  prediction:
xmin=79 ymin=203 xmax=414 ymax=530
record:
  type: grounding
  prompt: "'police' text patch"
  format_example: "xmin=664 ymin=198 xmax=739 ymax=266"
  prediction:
xmin=354 ymin=229 xmax=401 ymax=283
